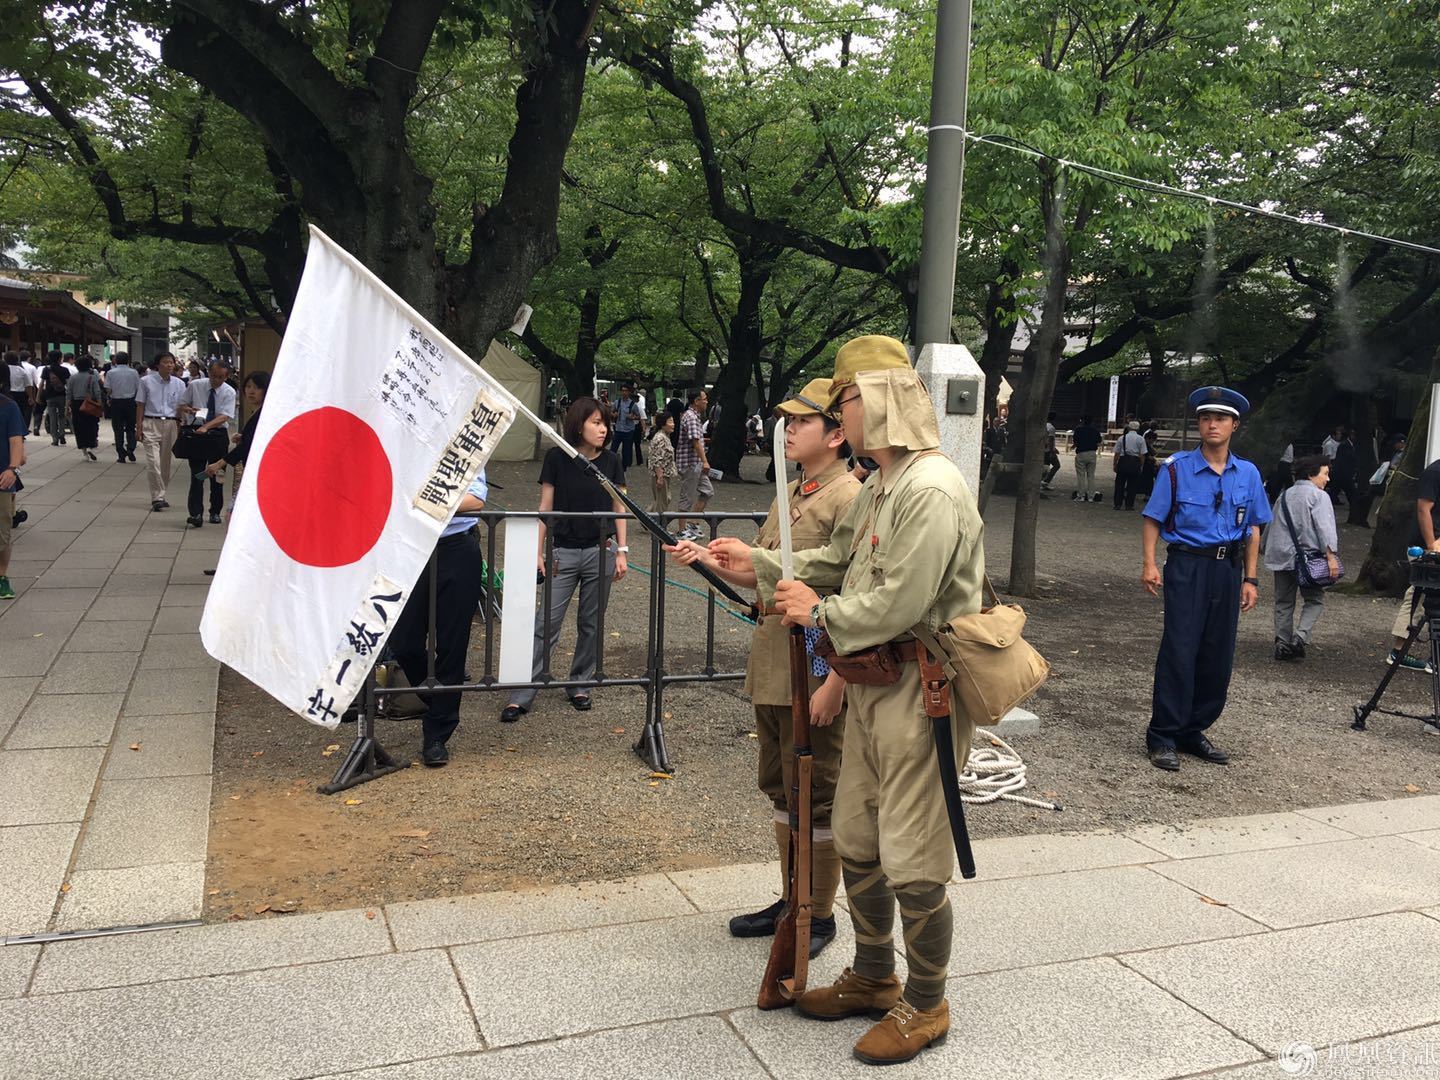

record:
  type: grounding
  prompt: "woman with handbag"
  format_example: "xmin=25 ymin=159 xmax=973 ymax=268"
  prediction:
xmin=66 ymin=355 xmax=104 ymax=461
xmin=1264 ymin=454 xmax=1341 ymax=661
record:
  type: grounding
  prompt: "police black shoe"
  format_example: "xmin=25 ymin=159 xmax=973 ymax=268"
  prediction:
xmin=422 ymin=741 xmax=450 ymax=767
xmin=809 ymin=915 xmax=837 ymax=958
xmin=1148 ymin=746 xmax=1181 ymax=771
xmin=1177 ymin=736 xmax=1229 ymax=765
xmin=499 ymin=704 xmax=526 ymax=723
xmin=186 ymin=515 xmax=203 ymax=528
xmin=729 ymin=898 xmax=785 ymax=938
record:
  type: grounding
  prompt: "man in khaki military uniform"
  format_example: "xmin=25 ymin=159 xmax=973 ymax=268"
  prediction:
xmin=672 ymin=379 xmax=860 ymax=956
xmin=709 ymin=335 xmax=985 ymax=1066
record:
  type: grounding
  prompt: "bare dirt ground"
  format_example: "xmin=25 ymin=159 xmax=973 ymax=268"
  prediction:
xmin=206 ymin=452 xmax=1440 ymax=922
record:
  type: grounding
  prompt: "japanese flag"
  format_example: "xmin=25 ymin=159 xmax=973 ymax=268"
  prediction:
xmin=200 ymin=227 xmax=516 ymax=727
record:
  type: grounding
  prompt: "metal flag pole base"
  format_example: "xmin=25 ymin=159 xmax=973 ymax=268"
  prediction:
xmin=317 ymin=670 xmax=409 ymax=794
xmin=317 ymin=735 xmax=409 ymax=794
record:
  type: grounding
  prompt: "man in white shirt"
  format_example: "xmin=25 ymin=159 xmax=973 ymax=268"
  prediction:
xmin=136 ymin=353 xmax=186 ymax=511
xmin=23 ymin=351 xmax=42 ymax=435
xmin=103 ymin=352 xmax=141 ymax=463
xmin=178 ymin=360 xmax=237 ymax=526
xmin=1322 ymin=426 xmax=1341 ymax=460
xmin=1113 ymin=420 xmax=1148 ymax=511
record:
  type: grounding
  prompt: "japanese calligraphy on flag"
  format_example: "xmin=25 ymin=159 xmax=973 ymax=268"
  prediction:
xmin=200 ymin=226 xmax=516 ymax=727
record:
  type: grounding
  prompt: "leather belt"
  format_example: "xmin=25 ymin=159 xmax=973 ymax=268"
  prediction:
xmin=1168 ymin=542 xmax=1241 ymax=563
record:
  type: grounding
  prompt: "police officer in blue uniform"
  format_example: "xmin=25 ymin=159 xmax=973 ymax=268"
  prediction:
xmin=1141 ymin=387 xmax=1271 ymax=771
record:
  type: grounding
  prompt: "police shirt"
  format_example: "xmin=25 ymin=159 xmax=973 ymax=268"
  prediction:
xmin=441 ymin=471 xmax=489 ymax=538
xmin=1143 ymin=447 xmax=1271 ymax=547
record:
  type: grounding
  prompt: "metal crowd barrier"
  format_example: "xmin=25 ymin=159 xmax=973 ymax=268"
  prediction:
xmin=321 ymin=509 xmax=767 ymax=794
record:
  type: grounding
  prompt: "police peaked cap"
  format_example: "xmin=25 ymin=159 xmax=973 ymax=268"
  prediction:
xmin=1187 ymin=385 xmax=1250 ymax=418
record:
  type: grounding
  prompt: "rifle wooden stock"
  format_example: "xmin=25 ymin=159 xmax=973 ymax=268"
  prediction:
xmin=758 ymin=626 xmax=814 ymax=1008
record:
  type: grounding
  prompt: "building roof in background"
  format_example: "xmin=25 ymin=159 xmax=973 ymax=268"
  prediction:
xmin=0 ymin=277 xmax=136 ymax=340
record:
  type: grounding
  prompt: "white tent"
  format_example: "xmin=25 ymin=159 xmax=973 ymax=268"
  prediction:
xmin=480 ymin=340 xmax=542 ymax=461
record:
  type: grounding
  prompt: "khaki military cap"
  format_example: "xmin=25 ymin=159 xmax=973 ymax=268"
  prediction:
xmin=827 ymin=335 xmax=911 ymax=406
xmin=775 ymin=378 xmax=835 ymax=418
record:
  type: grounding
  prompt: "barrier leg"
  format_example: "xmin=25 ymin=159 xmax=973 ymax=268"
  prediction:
xmin=319 ymin=669 xmax=409 ymax=793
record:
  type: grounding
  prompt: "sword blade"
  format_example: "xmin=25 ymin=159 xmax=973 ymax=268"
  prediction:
xmin=773 ymin=425 xmax=794 ymax=581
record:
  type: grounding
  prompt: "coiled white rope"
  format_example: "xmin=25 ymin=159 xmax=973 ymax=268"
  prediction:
xmin=960 ymin=731 xmax=1062 ymax=811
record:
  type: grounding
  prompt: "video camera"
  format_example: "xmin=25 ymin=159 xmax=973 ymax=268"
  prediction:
xmin=1410 ymin=548 xmax=1440 ymax=591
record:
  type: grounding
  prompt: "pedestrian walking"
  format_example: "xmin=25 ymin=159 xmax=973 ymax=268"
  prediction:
xmin=1140 ymin=386 xmax=1270 ymax=771
xmin=0 ymin=389 xmax=26 ymax=600
xmin=178 ymin=360 xmax=236 ymax=526
xmin=608 ymin=381 xmax=646 ymax=471
xmin=674 ymin=388 xmax=713 ymax=541
xmin=136 ymin=353 xmax=185 ymax=511
xmin=1112 ymin=420 xmax=1146 ymax=510
xmin=40 ymin=353 xmax=69 ymax=446
xmin=648 ymin=412 xmax=677 ymax=514
xmin=500 ymin=396 xmax=628 ymax=722
xmin=1264 ymin=455 xmax=1339 ymax=660
xmin=1041 ymin=412 xmax=1061 ymax=489
xmin=1071 ymin=415 xmax=1101 ymax=501
xmin=66 ymin=356 xmax=104 ymax=462
xmin=104 ymin=351 xmax=140 ymax=462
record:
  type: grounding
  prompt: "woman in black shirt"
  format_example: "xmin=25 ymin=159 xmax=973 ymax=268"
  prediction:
xmin=204 ymin=370 xmax=268 ymax=487
xmin=501 ymin=396 xmax=629 ymax=721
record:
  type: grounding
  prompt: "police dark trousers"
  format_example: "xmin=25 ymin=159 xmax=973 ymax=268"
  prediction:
xmin=388 ymin=528 xmax=485 ymax=746
xmin=1148 ymin=546 xmax=1241 ymax=750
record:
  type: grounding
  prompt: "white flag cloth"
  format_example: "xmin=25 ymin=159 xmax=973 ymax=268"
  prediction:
xmin=200 ymin=226 xmax=516 ymax=727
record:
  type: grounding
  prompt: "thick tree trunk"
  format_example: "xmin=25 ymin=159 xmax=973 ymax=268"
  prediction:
xmin=711 ymin=243 xmax=776 ymax=477
xmin=1009 ymin=176 xmax=1071 ymax=597
xmin=978 ymin=258 xmax=1021 ymax=422
xmin=1359 ymin=346 xmax=1440 ymax=593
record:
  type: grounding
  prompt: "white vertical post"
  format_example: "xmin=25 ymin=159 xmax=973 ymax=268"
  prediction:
xmin=915 ymin=342 xmax=985 ymax=495
xmin=499 ymin=518 xmax=542 ymax=684
xmin=1427 ymin=384 xmax=1440 ymax=467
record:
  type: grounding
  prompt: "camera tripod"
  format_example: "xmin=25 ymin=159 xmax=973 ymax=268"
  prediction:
xmin=1353 ymin=584 xmax=1440 ymax=735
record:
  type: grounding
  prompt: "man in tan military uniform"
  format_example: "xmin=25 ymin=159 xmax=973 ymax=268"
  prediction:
xmin=673 ymin=379 xmax=860 ymax=956
xmin=710 ymin=336 xmax=985 ymax=1066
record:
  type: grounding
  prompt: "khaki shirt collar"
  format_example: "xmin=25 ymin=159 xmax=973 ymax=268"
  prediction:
xmin=872 ymin=449 xmax=928 ymax=495
xmin=796 ymin=457 xmax=851 ymax=497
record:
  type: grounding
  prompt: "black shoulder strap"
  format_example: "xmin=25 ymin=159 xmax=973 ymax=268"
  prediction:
xmin=1164 ymin=460 xmax=1179 ymax=534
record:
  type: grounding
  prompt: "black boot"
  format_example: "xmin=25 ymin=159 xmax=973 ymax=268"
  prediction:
xmin=728 ymin=898 xmax=785 ymax=938
xmin=808 ymin=915 xmax=837 ymax=958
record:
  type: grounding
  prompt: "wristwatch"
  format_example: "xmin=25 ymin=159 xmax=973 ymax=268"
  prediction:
xmin=809 ymin=601 xmax=824 ymax=627
xmin=1243 ymin=576 xmax=1259 ymax=587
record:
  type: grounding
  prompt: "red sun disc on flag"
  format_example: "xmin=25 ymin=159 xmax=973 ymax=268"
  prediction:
xmin=257 ymin=407 xmax=392 ymax=567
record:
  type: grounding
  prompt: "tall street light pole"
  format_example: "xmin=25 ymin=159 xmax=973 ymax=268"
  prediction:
xmin=913 ymin=0 xmax=974 ymax=349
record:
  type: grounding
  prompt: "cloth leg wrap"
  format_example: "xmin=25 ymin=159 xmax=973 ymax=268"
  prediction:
xmin=812 ymin=839 xmax=841 ymax=920
xmin=896 ymin=881 xmax=952 ymax=1010
xmin=842 ymin=856 xmax=896 ymax=979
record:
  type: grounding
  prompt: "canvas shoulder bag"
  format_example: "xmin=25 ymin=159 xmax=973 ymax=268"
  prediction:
xmin=911 ymin=577 xmax=1051 ymax=727
xmin=1279 ymin=487 xmax=1343 ymax=588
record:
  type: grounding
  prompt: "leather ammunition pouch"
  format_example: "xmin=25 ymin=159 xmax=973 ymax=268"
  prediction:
xmin=813 ymin=634 xmax=920 ymax=686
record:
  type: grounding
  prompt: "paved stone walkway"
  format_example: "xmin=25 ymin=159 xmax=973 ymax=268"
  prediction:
xmin=6 ymin=795 xmax=1440 ymax=1077
xmin=0 ymin=428 xmax=219 ymax=936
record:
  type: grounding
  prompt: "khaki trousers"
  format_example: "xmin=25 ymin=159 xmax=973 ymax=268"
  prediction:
xmin=142 ymin=417 xmax=177 ymax=502
xmin=755 ymin=702 xmax=845 ymax=830
xmin=832 ymin=669 xmax=973 ymax=887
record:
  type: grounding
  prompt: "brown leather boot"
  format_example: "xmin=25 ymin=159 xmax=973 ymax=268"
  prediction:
xmin=795 ymin=967 xmax=902 ymax=1021
xmin=852 ymin=1000 xmax=950 ymax=1065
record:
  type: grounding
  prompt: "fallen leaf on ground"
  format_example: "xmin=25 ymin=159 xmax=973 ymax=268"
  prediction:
xmin=129 ymin=743 xmax=142 ymax=751
xmin=1199 ymin=896 xmax=1228 ymax=907
xmin=648 ymin=781 xmax=661 ymax=787
xmin=344 ymin=798 xmax=363 ymax=806
xmin=207 ymin=889 xmax=220 ymax=896
xmin=32 ymin=633 xmax=42 ymax=638
xmin=251 ymin=751 xmax=264 ymax=758
xmin=59 ymin=883 xmax=71 ymax=894
xmin=325 ymin=744 xmax=341 ymax=752
xmin=364 ymin=911 xmax=377 ymax=920
xmin=393 ymin=829 xmax=431 ymax=839
xmin=648 ymin=772 xmax=672 ymax=780
xmin=611 ymin=727 xmax=626 ymax=735
xmin=254 ymin=904 xmax=271 ymax=914
xmin=611 ymin=631 xmax=620 ymax=637
xmin=663 ymin=711 xmax=672 ymax=719
xmin=1405 ymin=784 xmax=1423 ymax=793
xmin=1042 ymin=790 xmax=1058 ymax=798
xmin=746 ymin=732 xmax=758 ymax=739
xmin=505 ymin=747 xmax=518 ymax=752
xmin=229 ymin=795 xmax=241 ymax=801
